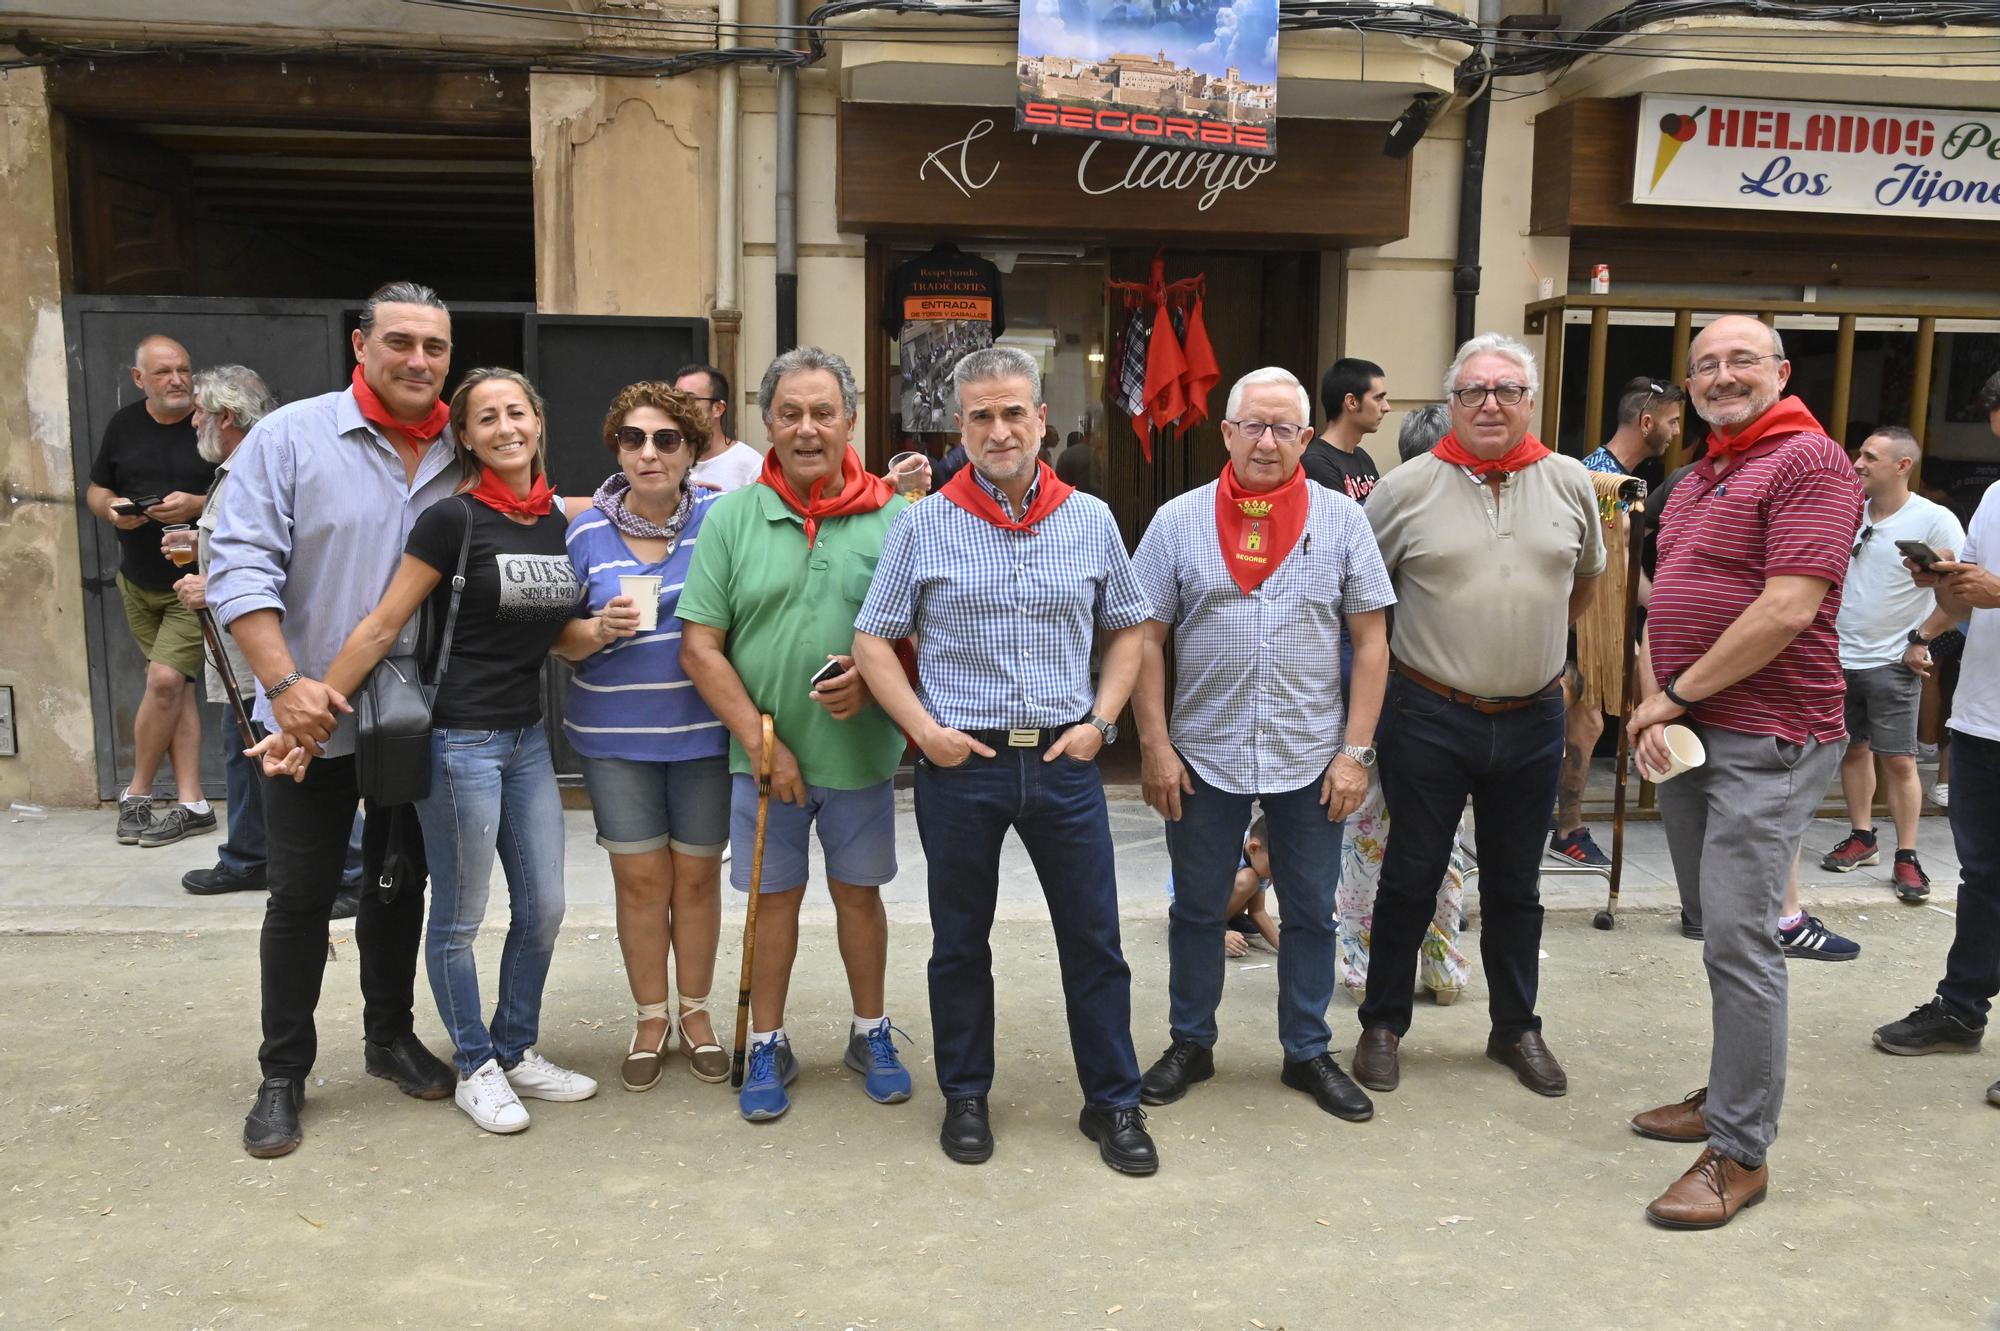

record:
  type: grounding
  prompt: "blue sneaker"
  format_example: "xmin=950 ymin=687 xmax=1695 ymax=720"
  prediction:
xmin=738 ymin=1037 xmax=799 ymax=1121
xmin=1548 ymin=826 xmax=1612 ymax=868
xmin=1777 ymin=912 xmax=1860 ymax=962
xmin=844 ymin=1023 xmax=914 ymax=1104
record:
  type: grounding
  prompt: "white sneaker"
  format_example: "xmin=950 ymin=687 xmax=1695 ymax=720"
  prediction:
xmin=1931 ymin=782 xmax=1951 ymax=809
xmin=503 ymin=1048 xmax=599 ymax=1102
xmin=456 ymin=1058 xmax=531 ymax=1133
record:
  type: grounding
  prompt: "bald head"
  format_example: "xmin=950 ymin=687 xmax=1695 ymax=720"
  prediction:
xmin=1687 ymin=316 xmax=1788 ymax=434
xmin=130 ymin=335 xmax=193 ymax=423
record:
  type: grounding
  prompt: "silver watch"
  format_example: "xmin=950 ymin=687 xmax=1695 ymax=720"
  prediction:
xmin=1087 ymin=714 xmax=1119 ymax=745
xmin=1340 ymin=744 xmax=1377 ymax=768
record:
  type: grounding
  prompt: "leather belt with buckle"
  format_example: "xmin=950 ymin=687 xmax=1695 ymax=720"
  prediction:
xmin=1391 ymin=660 xmax=1560 ymax=715
xmin=965 ymin=725 xmax=1072 ymax=750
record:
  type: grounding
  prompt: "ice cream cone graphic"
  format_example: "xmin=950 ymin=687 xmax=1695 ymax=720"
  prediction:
xmin=1651 ymin=106 xmax=1706 ymax=190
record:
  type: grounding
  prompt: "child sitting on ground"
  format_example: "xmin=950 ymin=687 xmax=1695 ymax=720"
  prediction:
xmin=1224 ymin=816 xmax=1281 ymax=958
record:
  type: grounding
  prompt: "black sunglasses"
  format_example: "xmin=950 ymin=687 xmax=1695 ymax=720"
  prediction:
xmin=1853 ymin=524 xmax=1873 ymax=560
xmin=614 ymin=427 xmax=687 ymax=453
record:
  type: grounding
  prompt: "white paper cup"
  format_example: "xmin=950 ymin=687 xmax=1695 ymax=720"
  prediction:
xmin=1645 ymin=723 xmax=1706 ymax=784
xmin=618 ymin=574 xmax=663 ymax=632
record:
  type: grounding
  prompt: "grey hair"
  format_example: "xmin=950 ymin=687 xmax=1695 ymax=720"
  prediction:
xmin=951 ymin=346 xmax=1043 ymax=407
xmin=192 ymin=365 xmax=278 ymax=461
xmin=132 ymin=334 xmax=188 ymax=368
xmin=758 ymin=345 xmax=858 ymax=419
xmin=1444 ymin=332 xmax=1539 ymax=399
xmin=357 ymin=281 xmax=447 ymax=336
xmin=1223 ymin=367 xmax=1311 ymax=423
xmin=1397 ymin=403 xmax=1453 ymax=462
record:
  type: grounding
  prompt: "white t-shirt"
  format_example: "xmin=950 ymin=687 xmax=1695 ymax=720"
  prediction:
xmin=1951 ymin=481 xmax=2000 ymax=743
xmin=690 ymin=439 xmax=763 ymax=493
xmin=1836 ymin=492 xmax=1965 ymax=669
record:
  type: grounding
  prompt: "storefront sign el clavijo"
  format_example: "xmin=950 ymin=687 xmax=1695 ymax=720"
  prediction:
xmin=838 ymin=103 xmax=1410 ymax=247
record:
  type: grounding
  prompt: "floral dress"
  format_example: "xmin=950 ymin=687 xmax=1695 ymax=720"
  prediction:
xmin=1336 ymin=775 xmax=1473 ymax=1001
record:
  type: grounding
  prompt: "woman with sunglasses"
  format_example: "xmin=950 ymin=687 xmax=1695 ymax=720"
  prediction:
xmin=553 ymin=383 xmax=733 ymax=1092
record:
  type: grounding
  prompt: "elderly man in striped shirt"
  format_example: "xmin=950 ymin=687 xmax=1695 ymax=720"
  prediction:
xmin=1627 ymin=315 xmax=1863 ymax=1230
xmin=853 ymin=345 xmax=1157 ymax=1175
xmin=1130 ymin=366 xmax=1396 ymax=1123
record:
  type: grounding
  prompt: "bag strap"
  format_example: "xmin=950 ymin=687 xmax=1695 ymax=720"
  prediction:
xmin=428 ymin=495 xmax=476 ymax=688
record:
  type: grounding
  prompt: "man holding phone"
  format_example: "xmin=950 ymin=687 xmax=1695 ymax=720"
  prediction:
xmin=84 ymin=334 xmax=217 ymax=847
xmin=1819 ymin=427 xmax=1963 ymax=901
xmin=1872 ymin=374 xmax=2000 ymax=1112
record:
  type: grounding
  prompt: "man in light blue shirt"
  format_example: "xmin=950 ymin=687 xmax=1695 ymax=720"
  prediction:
xmin=208 ymin=281 xmax=463 ymax=1160
xmin=853 ymin=345 xmax=1156 ymax=1176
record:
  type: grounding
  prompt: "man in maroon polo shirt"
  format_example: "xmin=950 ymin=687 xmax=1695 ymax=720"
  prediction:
xmin=1625 ymin=315 xmax=1864 ymax=1230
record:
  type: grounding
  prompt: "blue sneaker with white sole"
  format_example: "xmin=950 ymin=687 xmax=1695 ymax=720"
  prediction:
xmin=738 ymin=1037 xmax=799 ymax=1121
xmin=844 ymin=1023 xmax=913 ymax=1103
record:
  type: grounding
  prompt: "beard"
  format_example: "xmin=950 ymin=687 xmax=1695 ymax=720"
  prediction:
xmin=196 ymin=415 xmax=225 ymax=464
xmin=1695 ymin=381 xmax=1778 ymax=432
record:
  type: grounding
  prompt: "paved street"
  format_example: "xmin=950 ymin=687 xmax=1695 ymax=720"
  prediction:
xmin=1 ymin=797 xmax=1994 ymax=1330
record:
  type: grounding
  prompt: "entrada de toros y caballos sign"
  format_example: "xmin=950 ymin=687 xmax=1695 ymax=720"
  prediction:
xmin=838 ymin=104 xmax=1408 ymax=248
xmin=1634 ymin=92 xmax=2000 ymax=221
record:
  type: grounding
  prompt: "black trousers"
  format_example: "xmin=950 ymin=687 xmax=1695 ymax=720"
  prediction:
xmin=257 ymin=754 xmax=429 ymax=1080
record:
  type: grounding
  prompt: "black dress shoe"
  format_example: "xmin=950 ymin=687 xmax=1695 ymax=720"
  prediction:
xmin=939 ymin=1096 xmax=993 ymax=1164
xmin=365 ymin=1034 xmax=455 ymax=1101
xmin=1077 ymin=1105 xmax=1158 ymax=1176
xmin=183 ymin=864 xmax=268 ymax=895
xmin=329 ymin=883 xmax=364 ymax=921
xmin=1487 ymin=1029 xmax=1568 ymax=1097
xmin=1139 ymin=1037 xmax=1214 ymax=1105
xmin=243 ymin=1077 xmax=304 ymax=1158
xmin=1280 ymin=1052 xmax=1374 ymax=1122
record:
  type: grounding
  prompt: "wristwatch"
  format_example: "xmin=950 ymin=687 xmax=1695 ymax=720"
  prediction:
xmin=1340 ymin=744 xmax=1377 ymax=768
xmin=1908 ymin=628 xmax=1932 ymax=647
xmin=1087 ymin=714 xmax=1119 ymax=745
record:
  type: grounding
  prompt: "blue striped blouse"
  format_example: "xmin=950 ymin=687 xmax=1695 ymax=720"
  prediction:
xmin=562 ymin=494 xmax=730 ymax=763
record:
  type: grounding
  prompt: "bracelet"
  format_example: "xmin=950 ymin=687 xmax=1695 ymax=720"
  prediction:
xmin=1662 ymin=673 xmax=1695 ymax=709
xmin=265 ymin=671 xmax=303 ymax=699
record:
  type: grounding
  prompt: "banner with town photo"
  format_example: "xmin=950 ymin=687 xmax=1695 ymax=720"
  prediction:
xmin=1016 ymin=0 xmax=1279 ymax=160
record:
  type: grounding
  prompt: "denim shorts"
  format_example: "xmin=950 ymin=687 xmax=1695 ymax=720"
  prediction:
xmin=579 ymin=752 xmax=731 ymax=856
xmin=727 ymin=774 xmax=897 ymax=893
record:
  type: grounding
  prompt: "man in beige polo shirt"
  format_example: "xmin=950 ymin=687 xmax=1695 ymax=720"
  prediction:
xmin=1351 ymin=332 xmax=1604 ymax=1099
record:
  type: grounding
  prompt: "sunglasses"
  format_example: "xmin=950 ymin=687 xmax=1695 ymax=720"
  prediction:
xmin=614 ymin=427 xmax=687 ymax=453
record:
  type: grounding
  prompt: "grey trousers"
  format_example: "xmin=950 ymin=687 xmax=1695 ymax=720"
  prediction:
xmin=1656 ymin=724 xmax=1840 ymax=1167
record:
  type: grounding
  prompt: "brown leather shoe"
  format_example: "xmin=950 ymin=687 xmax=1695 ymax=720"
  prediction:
xmin=1486 ymin=1030 xmax=1567 ymax=1096
xmin=1632 ymin=1087 xmax=1709 ymax=1142
xmin=1351 ymin=1028 xmax=1399 ymax=1092
xmin=1645 ymin=1146 xmax=1768 ymax=1229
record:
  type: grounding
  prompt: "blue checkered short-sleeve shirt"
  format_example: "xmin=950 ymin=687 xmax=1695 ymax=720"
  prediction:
xmin=1132 ymin=478 xmax=1396 ymax=795
xmin=855 ymin=470 xmax=1153 ymax=731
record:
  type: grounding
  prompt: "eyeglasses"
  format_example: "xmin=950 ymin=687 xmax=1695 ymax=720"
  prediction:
xmin=614 ymin=426 xmax=687 ymax=453
xmin=1450 ymin=383 xmax=1529 ymax=408
xmin=1226 ymin=420 xmax=1307 ymax=443
xmin=1853 ymin=524 xmax=1873 ymax=560
xmin=1691 ymin=354 xmax=1783 ymax=380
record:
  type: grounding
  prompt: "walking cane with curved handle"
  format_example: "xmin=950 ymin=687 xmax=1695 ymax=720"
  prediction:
xmin=730 ymin=714 xmax=777 ymax=1088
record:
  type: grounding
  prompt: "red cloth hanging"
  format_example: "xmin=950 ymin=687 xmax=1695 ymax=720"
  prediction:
xmin=1107 ymin=251 xmax=1209 ymax=463
xmin=1178 ymin=291 xmax=1220 ymax=429
xmin=1137 ymin=300 xmax=1187 ymax=453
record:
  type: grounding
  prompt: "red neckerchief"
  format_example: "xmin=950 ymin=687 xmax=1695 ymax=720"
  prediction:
xmin=350 ymin=366 xmax=448 ymax=450
xmin=1431 ymin=430 xmax=1554 ymax=478
xmin=938 ymin=460 xmax=1074 ymax=535
xmin=1215 ymin=460 xmax=1308 ymax=595
xmin=468 ymin=465 xmax=555 ymax=518
xmin=758 ymin=445 xmax=894 ymax=549
xmin=1705 ymin=395 xmax=1825 ymax=460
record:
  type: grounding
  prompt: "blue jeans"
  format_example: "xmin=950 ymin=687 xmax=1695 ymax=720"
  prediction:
xmin=1164 ymin=764 xmax=1341 ymax=1061
xmin=218 ymin=722 xmax=267 ymax=877
xmin=1360 ymin=675 xmax=1564 ymax=1040
xmin=414 ymin=726 xmax=568 ymax=1076
xmin=1939 ymin=729 xmax=2000 ymax=1025
xmin=914 ymin=745 xmax=1142 ymax=1109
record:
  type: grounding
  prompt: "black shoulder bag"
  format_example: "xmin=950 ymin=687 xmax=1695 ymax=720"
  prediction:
xmin=355 ymin=496 xmax=474 ymax=806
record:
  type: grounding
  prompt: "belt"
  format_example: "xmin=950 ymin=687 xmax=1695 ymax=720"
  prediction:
xmin=965 ymin=722 xmax=1085 ymax=749
xmin=1391 ymin=660 xmax=1560 ymax=715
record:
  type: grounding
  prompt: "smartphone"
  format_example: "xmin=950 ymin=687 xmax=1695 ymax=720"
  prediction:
xmin=1895 ymin=539 xmax=1943 ymax=570
xmin=113 ymin=495 xmax=162 ymax=518
xmin=809 ymin=657 xmax=846 ymax=691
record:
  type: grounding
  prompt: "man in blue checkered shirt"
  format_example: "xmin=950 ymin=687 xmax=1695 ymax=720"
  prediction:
xmin=1129 ymin=366 xmax=1396 ymax=1124
xmin=853 ymin=345 xmax=1158 ymax=1176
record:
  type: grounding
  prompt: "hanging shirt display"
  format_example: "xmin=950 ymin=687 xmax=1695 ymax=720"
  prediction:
xmin=881 ymin=243 xmax=1006 ymax=434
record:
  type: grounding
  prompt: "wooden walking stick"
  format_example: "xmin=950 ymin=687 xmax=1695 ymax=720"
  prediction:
xmin=730 ymin=714 xmax=777 ymax=1088
xmin=1595 ymin=479 xmax=1649 ymax=931
xmin=197 ymin=606 xmax=258 ymax=751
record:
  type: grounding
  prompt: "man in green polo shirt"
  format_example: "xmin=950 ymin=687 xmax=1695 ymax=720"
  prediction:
xmin=679 ymin=345 xmax=913 ymax=1123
